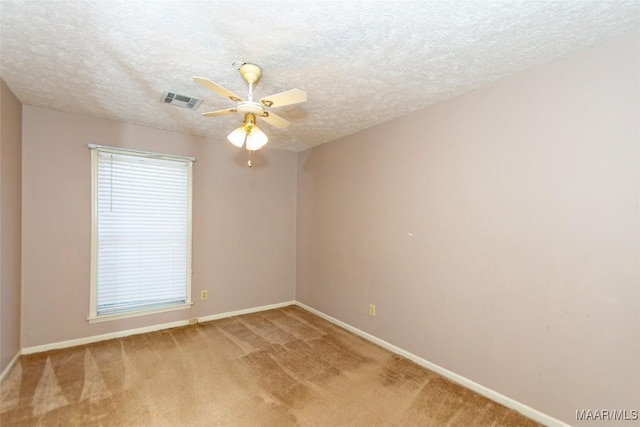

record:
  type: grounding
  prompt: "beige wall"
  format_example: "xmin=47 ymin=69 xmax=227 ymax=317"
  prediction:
xmin=296 ymin=31 xmax=639 ymax=425
xmin=21 ymin=107 xmax=297 ymax=348
xmin=1 ymin=78 xmax=22 ymax=373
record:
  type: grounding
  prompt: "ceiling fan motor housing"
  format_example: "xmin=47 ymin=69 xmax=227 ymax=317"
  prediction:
xmin=237 ymin=101 xmax=264 ymax=115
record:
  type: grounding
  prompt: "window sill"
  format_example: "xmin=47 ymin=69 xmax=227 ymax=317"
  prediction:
xmin=87 ymin=302 xmax=193 ymax=324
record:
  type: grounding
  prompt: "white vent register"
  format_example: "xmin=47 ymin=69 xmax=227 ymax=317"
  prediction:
xmin=161 ymin=91 xmax=203 ymax=110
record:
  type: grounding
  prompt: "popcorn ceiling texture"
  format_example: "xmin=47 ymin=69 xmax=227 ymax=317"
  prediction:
xmin=1 ymin=1 xmax=638 ymax=152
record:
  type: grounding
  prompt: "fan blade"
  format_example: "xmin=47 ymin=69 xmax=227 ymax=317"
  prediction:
xmin=201 ymin=108 xmax=238 ymax=117
xmin=260 ymin=88 xmax=307 ymax=108
xmin=258 ymin=111 xmax=291 ymax=128
xmin=193 ymin=77 xmax=243 ymax=102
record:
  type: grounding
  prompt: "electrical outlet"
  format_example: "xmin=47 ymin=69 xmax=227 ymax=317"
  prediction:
xmin=201 ymin=290 xmax=208 ymax=300
xmin=369 ymin=304 xmax=376 ymax=317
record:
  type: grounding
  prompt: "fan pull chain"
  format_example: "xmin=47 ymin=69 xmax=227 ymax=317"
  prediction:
xmin=247 ymin=150 xmax=252 ymax=168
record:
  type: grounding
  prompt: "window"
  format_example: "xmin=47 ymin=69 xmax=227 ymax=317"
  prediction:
xmin=88 ymin=144 xmax=194 ymax=323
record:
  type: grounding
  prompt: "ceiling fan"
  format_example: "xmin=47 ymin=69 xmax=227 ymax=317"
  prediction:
xmin=193 ymin=62 xmax=307 ymax=164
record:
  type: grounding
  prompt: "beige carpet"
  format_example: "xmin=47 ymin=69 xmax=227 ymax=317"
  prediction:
xmin=1 ymin=306 xmax=543 ymax=426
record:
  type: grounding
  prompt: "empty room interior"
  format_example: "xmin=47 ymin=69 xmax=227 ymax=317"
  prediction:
xmin=1 ymin=2 xmax=639 ymax=426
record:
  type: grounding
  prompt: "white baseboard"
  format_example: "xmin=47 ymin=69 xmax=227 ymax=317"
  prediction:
xmin=21 ymin=300 xmax=296 ymax=355
xmin=0 ymin=351 xmax=21 ymax=383
xmin=295 ymin=302 xmax=570 ymax=427
xmin=198 ymin=300 xmax=295 ymax=323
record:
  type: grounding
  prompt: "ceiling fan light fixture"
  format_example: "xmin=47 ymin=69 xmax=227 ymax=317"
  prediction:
xmin=194 ymin=62 xmax=307 ymax=164
xmin=227 ymin=113 xmax=268 ymax=151
xmin=245 ymin=125 xmax=268 ymax=151
xmin=227 ymin=126 xmax=248 ymax=148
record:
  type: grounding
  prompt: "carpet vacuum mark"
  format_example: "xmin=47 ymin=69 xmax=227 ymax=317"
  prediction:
xmin=0 ymin=306 xmax=543 ymax=426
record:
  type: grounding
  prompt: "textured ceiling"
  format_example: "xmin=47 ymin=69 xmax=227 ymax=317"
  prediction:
xmin=1 ymin=1 xmax=638 ymax=152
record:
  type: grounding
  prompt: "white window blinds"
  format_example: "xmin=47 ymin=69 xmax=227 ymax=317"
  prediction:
xmin=89 ymin=145 xmax=194 ymax=321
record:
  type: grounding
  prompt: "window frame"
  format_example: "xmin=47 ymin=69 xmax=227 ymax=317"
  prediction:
xmin=88 ymin=144 xmax=195 ymax=323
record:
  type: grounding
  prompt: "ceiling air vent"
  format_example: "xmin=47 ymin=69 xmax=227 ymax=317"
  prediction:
xmin=161 ymin=91 xmax=203 ymax=110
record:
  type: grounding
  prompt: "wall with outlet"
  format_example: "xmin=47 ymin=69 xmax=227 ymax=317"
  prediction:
xmin=20 ymin=107 xmax=297 ymax=348
xmin=296 ymin=32 xmax=639 ymax=426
